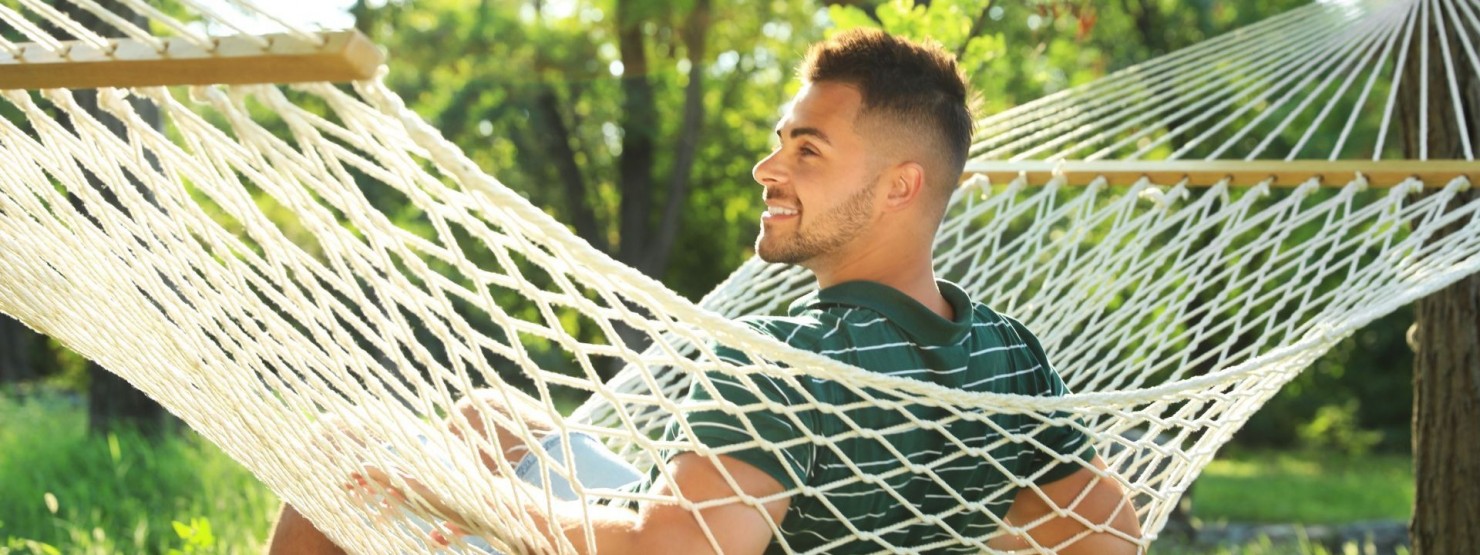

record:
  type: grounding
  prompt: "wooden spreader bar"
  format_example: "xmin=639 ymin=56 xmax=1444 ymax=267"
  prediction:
xmin=0 ymin=30 xmax=382 ymax=89
xmin=965 ymin=160 xmax=1480 ymax=188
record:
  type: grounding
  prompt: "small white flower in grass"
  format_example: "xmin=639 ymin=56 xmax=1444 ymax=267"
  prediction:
xmin=43 ymin=492 xmax=58 ymax=514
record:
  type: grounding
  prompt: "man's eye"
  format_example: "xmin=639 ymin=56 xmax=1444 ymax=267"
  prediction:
xmin=800 ymin=146 xmax=818 ymax=156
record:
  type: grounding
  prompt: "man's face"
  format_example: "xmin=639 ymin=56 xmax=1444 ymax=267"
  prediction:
xmin=752 ymin=82 xmax=883 ymax=267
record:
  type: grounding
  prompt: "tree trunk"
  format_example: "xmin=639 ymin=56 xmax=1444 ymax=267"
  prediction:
xmin=55 ymin=1 xmax=167 ymax=436
xmin=1411 ymin=267 xmax=1480 ymax=553
xmin=645 ymin=0 xmax=710 ymax=277
xmin=1398 ymin=8 xmax=1480 ymax=553
xmin=0 ymin=316 xmax=40 ymax=386
xmin=615 ymin=0 xmax=659 ymax=272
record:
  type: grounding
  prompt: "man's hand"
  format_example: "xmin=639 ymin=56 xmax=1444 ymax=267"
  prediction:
xmin=350 ymin=452 xmax=791 ymax=555
xmin=351 ymin=464 xmax=461 ymax=522
xmin=350 ymin=463 xmax=477 ymax=548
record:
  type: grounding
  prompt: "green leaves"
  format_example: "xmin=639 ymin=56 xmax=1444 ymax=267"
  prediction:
xmin=826 ymin=4 xmax=880 ymax=34
xmin=1 ymin=539 xmax=62 ymax=555
xmin=167 ymin=517 xmax=215 ymax=555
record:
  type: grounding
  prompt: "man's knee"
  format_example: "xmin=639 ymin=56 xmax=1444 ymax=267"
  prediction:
xmin=298 ymin=414 xmax=367 ymax=459
xmin=448 ymin=389 xmax=556 ymax=468
xmin=449 ymin=390 xmax=500 ymax=441
xmin=449 ymin=389 xmax=552 ymax=437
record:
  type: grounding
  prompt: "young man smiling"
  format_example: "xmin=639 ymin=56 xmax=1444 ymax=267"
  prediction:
xmin=269 ymin=29 xmax=1142 ymax=555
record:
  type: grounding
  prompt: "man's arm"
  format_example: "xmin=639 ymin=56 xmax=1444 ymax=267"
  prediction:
xmin=988 ymin=456 xmax=1143 ymax=554
xmin=631 ymin=453 xmax=791 ymax=554
xmin=403 ymin=452 xmax=789 ymax=555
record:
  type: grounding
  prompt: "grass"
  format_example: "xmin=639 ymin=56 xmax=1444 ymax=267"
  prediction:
xmin=0 ymin=391 xmax=1416 ymax=554
xmin=1151 ymin=536 xmax=1411 ymax=555
xmin=0 ymin=392 xmax=279 ymax=554
xmin=1193 ymin=449 xmax=1414 ymax=524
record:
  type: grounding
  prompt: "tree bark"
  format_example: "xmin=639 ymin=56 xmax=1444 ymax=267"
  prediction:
xmin=0 ymin=316 xmax=40 ymax=386
xmin=55 ymin=0 xmax=167 ymax=436
xmin=1119 ymin=0 xmax=1168 ymax=55
xmin=1398 ymin=8 xmax=1480 ymax=553
xmin=522 ymin=1 xmax=606 ymax=252
xmin=533 ymin=85 xmax=608 ymax=252
xmin=645 ymin=0 xmax=711 ymax=277
xmin=1411 ymin=267 xmax=1480 ymax=553
xmin=615 ymin=0 xmax=659 ymax=272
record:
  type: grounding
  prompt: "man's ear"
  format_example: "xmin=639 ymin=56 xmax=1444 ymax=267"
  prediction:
xmin=884 ymin=161 xmax=927 ymax=211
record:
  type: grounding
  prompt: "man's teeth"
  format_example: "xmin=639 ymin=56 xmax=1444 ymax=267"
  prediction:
xmin=768 ymin=207 xmax=798 ymax=216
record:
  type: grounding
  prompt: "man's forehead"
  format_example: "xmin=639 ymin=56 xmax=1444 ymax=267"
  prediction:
xmin=774 ymin=82 xmax=863 ymax=136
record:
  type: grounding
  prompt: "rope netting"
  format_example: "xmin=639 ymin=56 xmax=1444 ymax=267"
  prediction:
xmin=972 ymin=0 xmax=1478 ymax=162
xmin=0 ymin=0 xmax=1476 ymax=553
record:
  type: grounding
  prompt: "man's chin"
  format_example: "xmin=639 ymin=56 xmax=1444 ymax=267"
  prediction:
xmin=756 ymin=242 xmax=807 ymax=266
xmin=758 ymin=252 xmax=813 ymax=267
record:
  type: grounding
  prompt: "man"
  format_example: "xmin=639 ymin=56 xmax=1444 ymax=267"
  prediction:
xmin=269 ymin=29 xmax=1141 ymax=554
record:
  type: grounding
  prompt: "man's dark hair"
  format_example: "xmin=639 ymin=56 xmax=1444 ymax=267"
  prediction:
xmin=800 ymin=29 xmax=974 ymax=205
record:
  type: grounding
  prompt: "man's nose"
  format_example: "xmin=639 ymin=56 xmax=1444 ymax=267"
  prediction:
xmin=753 ymin=149 xmax=783 ymax=186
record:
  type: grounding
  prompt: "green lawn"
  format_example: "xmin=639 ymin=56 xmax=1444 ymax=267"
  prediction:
xmin=0 ymin=391 xmax=1415 ymax=554
xmin=0 ymin=393 xmax=279 ymax=554
xmin=1193 ymin=449 xmax=1414 ymax=524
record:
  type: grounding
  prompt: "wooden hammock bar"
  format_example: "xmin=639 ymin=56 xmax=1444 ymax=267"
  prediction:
xmin=966 ymin=160 xmax=1480 ymax=188
xmin=0 ymin=30 xmax=381 ymax=89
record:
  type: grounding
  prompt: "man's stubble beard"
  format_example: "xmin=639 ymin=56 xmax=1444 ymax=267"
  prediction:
xmin=756 ymin=178 xmax=877 ymax=266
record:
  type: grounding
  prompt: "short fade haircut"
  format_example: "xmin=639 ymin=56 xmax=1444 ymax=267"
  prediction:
xmin=800 ymin=29 xmax=974 ymax=206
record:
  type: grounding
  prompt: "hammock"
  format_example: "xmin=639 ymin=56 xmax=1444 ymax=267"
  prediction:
xmin=0 ymin=0 xmax=1475 ymax=552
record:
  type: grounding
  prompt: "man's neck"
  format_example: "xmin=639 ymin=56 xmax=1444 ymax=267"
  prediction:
xmin=811 ymin=245 xmax=953 ymax=321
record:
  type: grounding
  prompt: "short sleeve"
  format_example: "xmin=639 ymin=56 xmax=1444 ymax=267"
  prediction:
xmin=662 ymin=343 xmax=816 ymax=490
xmin=1006 ymin=317 xmax=1097 ymax=485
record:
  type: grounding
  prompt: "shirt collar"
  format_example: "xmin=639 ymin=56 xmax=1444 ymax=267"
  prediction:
xmin=789 ymin=280 xmax=973 ymax=346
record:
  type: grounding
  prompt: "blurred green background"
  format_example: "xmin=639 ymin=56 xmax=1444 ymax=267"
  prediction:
xmin=0 ymin=0 xmax=1420 ymax=553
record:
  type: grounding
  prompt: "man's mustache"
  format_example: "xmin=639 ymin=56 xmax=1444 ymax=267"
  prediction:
xmin=764 ymin=189 xmax=797 ymax=202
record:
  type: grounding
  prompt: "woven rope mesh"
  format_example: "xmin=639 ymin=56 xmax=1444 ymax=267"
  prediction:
xmin=1 ymin=0 xmax=1478 ymax=553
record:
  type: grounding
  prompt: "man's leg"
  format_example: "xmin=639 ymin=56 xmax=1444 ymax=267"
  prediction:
xmin=267 ymin=415 xmax=360 ymax=554
xmin=267 ymin=504 xmax=346 ymax=555
xmin=449 ymin=387 xmax=557 ymax=472
xmin=264 ymin=389 xmax=554 ymax=552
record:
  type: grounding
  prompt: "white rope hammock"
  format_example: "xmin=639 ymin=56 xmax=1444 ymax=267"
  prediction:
xmin=0 ymin=0 xmax=1476 ymax=553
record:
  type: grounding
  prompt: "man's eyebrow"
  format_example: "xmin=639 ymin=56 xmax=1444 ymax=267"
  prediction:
xmin=775 ymin=126 xmax=832 ymax=145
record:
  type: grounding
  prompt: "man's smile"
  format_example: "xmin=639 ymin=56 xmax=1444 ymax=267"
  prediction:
xmin=763 ymin=203 xmax=800 ymax=221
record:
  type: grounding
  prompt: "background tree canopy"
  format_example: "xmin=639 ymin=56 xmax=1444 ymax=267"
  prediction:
xmin=0 ymin=0 xmax=1414 ymax=453
xmin=339 ymin=0 xmax=1407 ymax=451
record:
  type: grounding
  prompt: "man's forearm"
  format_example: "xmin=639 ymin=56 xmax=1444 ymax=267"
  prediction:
xmin=465 ymin=477 xmax=641 ymax=555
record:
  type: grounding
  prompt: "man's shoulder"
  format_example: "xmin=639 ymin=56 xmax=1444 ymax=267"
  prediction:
xmin=967 ymin=302 xmax=1034 ymax=336
xmin=736 ymin=304 xmax=885 ymax=350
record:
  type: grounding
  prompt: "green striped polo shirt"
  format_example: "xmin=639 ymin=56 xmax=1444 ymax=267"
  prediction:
xmin=666 ymin=280 xmax=1095 ymax=554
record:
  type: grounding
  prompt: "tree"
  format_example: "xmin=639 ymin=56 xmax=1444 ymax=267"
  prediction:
xmin=0 ymin=316 xmax=41 ymax=386
xmin=351 ymin=0 xmax=817 ymax=298
xmin=54 ymin=1 xmax=168 ymax=435
xmin=347 ymin=0 xmax=824 ymax=380
xmin=1397 ymin=12 xmax=1480 ymax=553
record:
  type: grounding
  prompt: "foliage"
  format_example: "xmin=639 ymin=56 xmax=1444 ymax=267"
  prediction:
xmin=166 ymin=518 xmax=215 ymax=555
xmin=1236 ymin=310 xmax=1415 ymax=452
xmin=0 ymin=0 xmax=1425 ymax=485
xmin=350 ymin=0 xmax=821 ymax=297
xmin=0 ymin=392 xmax=278 ymax=554
xmin=1297 ymin=401 xmax=1385 ymax=457
xmin=826 ymin=0 xmax=1311 ymax=117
